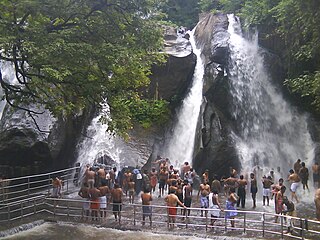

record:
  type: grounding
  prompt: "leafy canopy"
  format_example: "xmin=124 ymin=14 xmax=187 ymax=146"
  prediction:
xmin=0 ymin=0 xmax=168 ymax=137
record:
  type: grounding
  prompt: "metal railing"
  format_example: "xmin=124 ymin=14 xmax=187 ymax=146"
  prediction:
xmin=0 ymin=166 xmax=80 ymax=204
xmin=0 ymin=194 xmax=319 ymax=239
xmin=42 ymin=198 xmax=320 ymax=240
xmin=0 ymin=167 xmax=319 ymax=239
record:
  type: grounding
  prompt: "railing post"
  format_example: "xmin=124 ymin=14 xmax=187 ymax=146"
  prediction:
xmin=205 ymin=210 xmax=208 ymax=232
xmin=225 ymin=214 xmax=227 ymax=232
xmin=7 ymin=205 xmax=10 ymax=221
xmin=66 ymin=178 xmax=69 ymax=193
xmin=53 ymin=200 xmax=56 ymax=219
xmin=304 ymin=219 xmax=308 ymax=231
xmin=133 ymin=205 xmax=136 ymax=226
xmin=167 ymin=208 xmax=170 ymax=229
xmin=185 ymin=210 xmax=188 ymax=229
xmin=67 ymin=201 xmax=70 ymax=220
xmin=48 ymin=174 xmax=51 ymax=196
xmin=1 ymin=184 xmax=3 ymax=203
xmin=280 ymin=215 xmax=284 ymax=239
xmin=300 ymin=218 xmax=304 ymax=239
xmin=262 ymin=213 xmax=265 ymax=238
xmin=34 ymin=199 xmax=36 ymax=214
xmin=21 ymin=202 xmax=23 ymax=219
xmin=28 ymin=177 xmax=30 ymax=197
xmin=243 ymin=212 xmax=246 ymax=234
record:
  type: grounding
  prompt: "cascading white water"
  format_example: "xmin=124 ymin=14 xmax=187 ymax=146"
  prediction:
xmin=227 ymin=15 xmax=315 ymax=181
xmin=75 ymin=100 xmax=146 ymax=172
xmin=0 ymin=62 xmax=53 ymax=134
xmin=165 ymin=29 xmax=204 ymax=168
xmin=0 ymin=62 xmax=17 ymax=120
xmin=75 ymin=102 xmax=122 ymax=168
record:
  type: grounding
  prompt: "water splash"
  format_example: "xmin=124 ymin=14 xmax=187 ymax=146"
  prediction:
xmin=227 ymin=14 xmax=315 ymax=181
xmin=75 ymin=102 xmax=122 ymax=168
xmin=0 ymin=62 xmax=17 ymax=120
xmin=164 ymin=29 xmax=204 ymax=168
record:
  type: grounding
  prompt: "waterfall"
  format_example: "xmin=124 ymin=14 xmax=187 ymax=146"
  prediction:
xmin=75 ymin=102 xmax=122 ymax=169
xmin=165 ymin=29 xmax=204 ymax=168
xmin=0 ymin=62 xmax=17 ymax=120
xmin=0 ymin=62 xmax=53 ymax=134
xmin=227 ymin=14 xmax=315 ymax=180
xmin=75 ymin=101 xmax=145 ymax=171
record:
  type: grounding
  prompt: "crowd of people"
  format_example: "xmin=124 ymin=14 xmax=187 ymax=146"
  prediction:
xmin=71 ymin=156 xmax=320 ymax=232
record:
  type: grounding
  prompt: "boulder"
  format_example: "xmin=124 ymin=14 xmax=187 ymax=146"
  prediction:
xmin=147 ymin=26 xmax=196 ymax=102
xmin=192 ymin=13 xmax=241 ymax=178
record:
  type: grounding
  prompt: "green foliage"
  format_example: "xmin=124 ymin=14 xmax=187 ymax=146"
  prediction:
xmin=198 ymin=0 xmax=221 ymax=12
xmin=239 ymin=0 xmax=278 ymax=28
xmin=106 ymin=92 xmax=169 ymax=140
xmin=160 ymin=0 xmax=200 ymax=29
xmin=0 ymin=0 xmax=167 ymax=137
xmin=284 ymin=72 xmax=320 ymax=111
xmin=218 ymin=0 xmax=245 ymax=13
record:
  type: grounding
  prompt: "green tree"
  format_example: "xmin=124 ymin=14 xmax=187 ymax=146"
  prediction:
xmin=0 ymin=0 xmax=167 ymax=137
xmin=161 ymin=0 xmax=200 ymax=29
xmin=198 ymin=0 xmax=221 ymax=13
xmin=273 ymin=0 xmax=320 ymax=112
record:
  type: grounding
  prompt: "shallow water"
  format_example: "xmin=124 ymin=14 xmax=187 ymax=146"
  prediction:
xmin=2 ymin=222 xmax=248 ymax=240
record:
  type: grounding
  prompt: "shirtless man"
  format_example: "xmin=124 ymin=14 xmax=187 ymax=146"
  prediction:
xmin=149 ymin=167 xmax=158 ymax=193
xmin=110 ymin=183 xmax=123 ymax=222
xmin=250 ymin=173 xmax=258 ymax=208
xmin=299 ymin=162 xmax=309 ymax=191
xmin=169 ymin=180 xmax=178 ymax=194
xmin=128 ymin=178 xmax=135 ymax=204
xmin=229 ymin=167 xmax=238 ymax=178
xmin=98 ymin=179 xmax=110 ymax=218
xmin=182 ymin=180 xmax=192 ymax=217
xmin=78 ymin=182 xmax=90 ymax=220
xmin=158 ymin=167 xmax=168 ymax=198
xmin=197 ymin=181 xmax=210 ymax=217
xmin=288 ymin=169 xmax=300 ymax=203
xmin=109 ymin=167 xmax=118 ymax=188
xmin=181 ymin=162 xmax=191 ymax=179
xmin=123 ymin=169 xmax=132 ymax=196
xmin=275 ymin=185 xmax=286 ymax=223
xmin=262 ymin=175 xmax=273 ymax=206
xmin=97 ymin=166 xmax=106 ymax=187
xmin=315 ymin=188 xmax=320 ymax=221
xmin=294 ymin=159 xmax=302 ymax=175
xmin=164 ymin=189 xmax=186 ymax=229
xmin=272 ymin=178 xmax=284 ymax=211
xmin=202 ymin=170 xmax=209 ymax=184
xmin=89 ymin=185 xmax=101 ymax=221
xmin=85 ymin=165 xmax=96 ymax=189
xmin=141 ymin=188 xmax=153 ymax=226
xmin=312 ymin=162 xmax=320 ymax=188
xmin=237 ymin=175 xmax=247 ymax=208
xmin=224 ymin=174 xmax=238 ymax=196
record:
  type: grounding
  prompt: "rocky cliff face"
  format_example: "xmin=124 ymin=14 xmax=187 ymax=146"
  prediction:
xmin=0 ymin=104 xmax=93 ymax=177
xmin=191 ymin=13 xmax=240 ymax=178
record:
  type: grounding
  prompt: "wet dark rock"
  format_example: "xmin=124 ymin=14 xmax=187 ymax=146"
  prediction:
xmin=0 ymin=105 xmax=94 ymax=177
xmin=0 ymin=128 xmax=52 ymax=176
xmin=191 ymin=13 xmax=241 ymax=177
xmin=147 ymin=26 xmax=196 ymax=102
